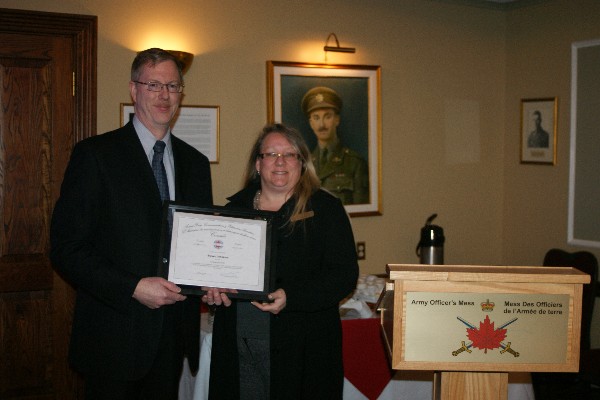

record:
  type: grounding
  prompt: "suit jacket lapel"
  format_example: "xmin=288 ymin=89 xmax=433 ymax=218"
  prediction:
xmin=171 ymin=135 xmax=188 ymax=202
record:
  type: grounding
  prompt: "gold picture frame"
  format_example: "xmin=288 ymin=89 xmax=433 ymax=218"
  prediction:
xmin=267 ymin=61 xmax=382 ymax=216
xmin=520 ymin=97 xmax=557 ymax=165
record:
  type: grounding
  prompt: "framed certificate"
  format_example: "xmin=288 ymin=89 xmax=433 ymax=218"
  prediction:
xmin=158 ymin=203 xmax=277 ymax=301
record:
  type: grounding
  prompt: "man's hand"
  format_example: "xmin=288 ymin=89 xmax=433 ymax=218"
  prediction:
xmin=133 ymin=277 xmax=186 ymax=309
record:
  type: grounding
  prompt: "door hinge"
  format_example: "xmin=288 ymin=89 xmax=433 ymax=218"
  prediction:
xmin=72 ymin=72 xmax=75 ymax=96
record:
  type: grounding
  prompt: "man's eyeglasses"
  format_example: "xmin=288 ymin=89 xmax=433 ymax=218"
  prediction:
xmin=133 ymin=81 xmax=184 ymax=93
xmin=258 ymin=152 xmax=302 ymax=163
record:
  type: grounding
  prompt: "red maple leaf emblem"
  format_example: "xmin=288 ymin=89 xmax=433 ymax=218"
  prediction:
xmin=466 ymin=315 xmax=507 ymax=353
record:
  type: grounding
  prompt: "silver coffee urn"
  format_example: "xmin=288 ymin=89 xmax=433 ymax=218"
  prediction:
xmin=416 ymin=213 xmax=445 ymax=265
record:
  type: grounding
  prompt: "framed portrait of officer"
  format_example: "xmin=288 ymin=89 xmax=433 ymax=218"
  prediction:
xmin=520 ymin=97 xmax=557 ymax=165
xmin=267 ymin=61 xmax=382 ymax=217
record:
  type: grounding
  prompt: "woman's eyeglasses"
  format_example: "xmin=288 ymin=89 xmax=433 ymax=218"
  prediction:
xmin=258 ymin=152 xmax=302 ymax=163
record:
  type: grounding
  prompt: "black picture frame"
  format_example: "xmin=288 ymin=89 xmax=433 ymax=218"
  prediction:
xmin=158 ymin=203 xmax=277 ymax=301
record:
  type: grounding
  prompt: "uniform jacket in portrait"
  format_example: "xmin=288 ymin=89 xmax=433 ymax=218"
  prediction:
xmin=209 ymin=185 xmax=359 ymax=399
xmin=50 ymin=122 xmax=213 ymax=380
xmin=527 ymin=128 xmax=550 ymax=148
xmin=311 ymin=141 xmax=369 ymax=205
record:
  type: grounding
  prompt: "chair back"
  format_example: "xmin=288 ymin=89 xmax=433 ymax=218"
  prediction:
xmin=543 ymin=248 xmax=598 ymax=352
xmin=532 ymin=249 xmax=599 ymax=399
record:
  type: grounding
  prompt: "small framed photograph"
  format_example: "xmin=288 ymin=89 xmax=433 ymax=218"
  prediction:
xmin=120 ymin=103 xmax=220 ymax=163
xmin=267 ymin=61 xmax=382 ymax=216
xmin=520 ymin=98 xmax=557 ymax=165
xmin=158 ymin=203 xmax=277 ymax=301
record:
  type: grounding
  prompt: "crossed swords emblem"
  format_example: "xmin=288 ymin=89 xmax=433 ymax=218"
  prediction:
xmin=452 ymin=316 xmax=520 ymax=357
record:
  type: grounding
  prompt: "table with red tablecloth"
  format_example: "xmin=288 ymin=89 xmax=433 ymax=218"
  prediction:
xmin=342 ymin=317 xmax=393 ymax=399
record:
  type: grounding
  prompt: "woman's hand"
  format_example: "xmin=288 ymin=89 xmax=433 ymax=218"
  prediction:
xmin=252 ymin=288 xmax=286 ymax=314
xmin=201 ymin=287 xmax=237 ymax=307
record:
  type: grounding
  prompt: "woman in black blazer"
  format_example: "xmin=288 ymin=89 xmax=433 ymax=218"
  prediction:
xmin=207 ymin=123 xmax=358 ymax=399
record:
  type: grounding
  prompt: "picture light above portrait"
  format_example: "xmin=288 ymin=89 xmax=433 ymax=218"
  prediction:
xmin=166 ymin=50 xmax=194 ymax=74
xmin=323 ymin=33 xmax=356 ymax=54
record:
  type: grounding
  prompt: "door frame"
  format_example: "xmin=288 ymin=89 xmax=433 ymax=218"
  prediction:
xmin=0 ymin=7 xmax=96 ymax=399
xmin=0 ymin=7 xmax=97 ymax=143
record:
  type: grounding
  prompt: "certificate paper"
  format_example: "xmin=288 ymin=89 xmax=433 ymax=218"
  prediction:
xmin=160 ymin=204 xmax=276 ymax=300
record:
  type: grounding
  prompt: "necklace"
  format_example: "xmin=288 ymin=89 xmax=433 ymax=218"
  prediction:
xmin=253 ymin=189 xmax=261 ymax=210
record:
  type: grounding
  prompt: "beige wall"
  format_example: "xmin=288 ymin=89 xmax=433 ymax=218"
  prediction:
xmin=504 ymin=0 xmax=600 ymax=265
xmin=1 ymin=0 xmax=598 ymax=274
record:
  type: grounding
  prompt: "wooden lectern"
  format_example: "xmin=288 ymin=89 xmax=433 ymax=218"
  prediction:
xmin=380 ymin=264 xmax=590 ymax=400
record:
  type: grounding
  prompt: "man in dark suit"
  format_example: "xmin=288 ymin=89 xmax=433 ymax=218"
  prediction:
xmin=51 ymin=48 xmax=213 ymax=400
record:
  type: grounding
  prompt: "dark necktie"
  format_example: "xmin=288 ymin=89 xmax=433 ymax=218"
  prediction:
xmin=152 ymin=140 xmax=170 ymax=202
xmin=153 ymin=140 xmax=172 ymax=262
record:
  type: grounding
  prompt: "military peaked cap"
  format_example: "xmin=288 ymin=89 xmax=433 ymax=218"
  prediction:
xmin=301 ymin=86 xmax=342 ymax=115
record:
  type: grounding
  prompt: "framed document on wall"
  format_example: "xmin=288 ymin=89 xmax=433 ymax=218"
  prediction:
xmin=121 ymin=103 xmax=220 ymax=163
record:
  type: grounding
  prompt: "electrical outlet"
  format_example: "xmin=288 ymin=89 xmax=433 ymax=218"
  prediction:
xmin=356 ymin=241 xmax=366 ymax=260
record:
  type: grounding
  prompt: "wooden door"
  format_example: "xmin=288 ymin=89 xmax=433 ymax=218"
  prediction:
xmin=0 ymin=8 xmax=96 ymax=400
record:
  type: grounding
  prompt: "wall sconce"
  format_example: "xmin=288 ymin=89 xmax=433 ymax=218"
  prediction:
xmin=323 ymin=33 xmax=356 ymax=54
xmin=166 ymin=50 xmax=194 ymax=74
